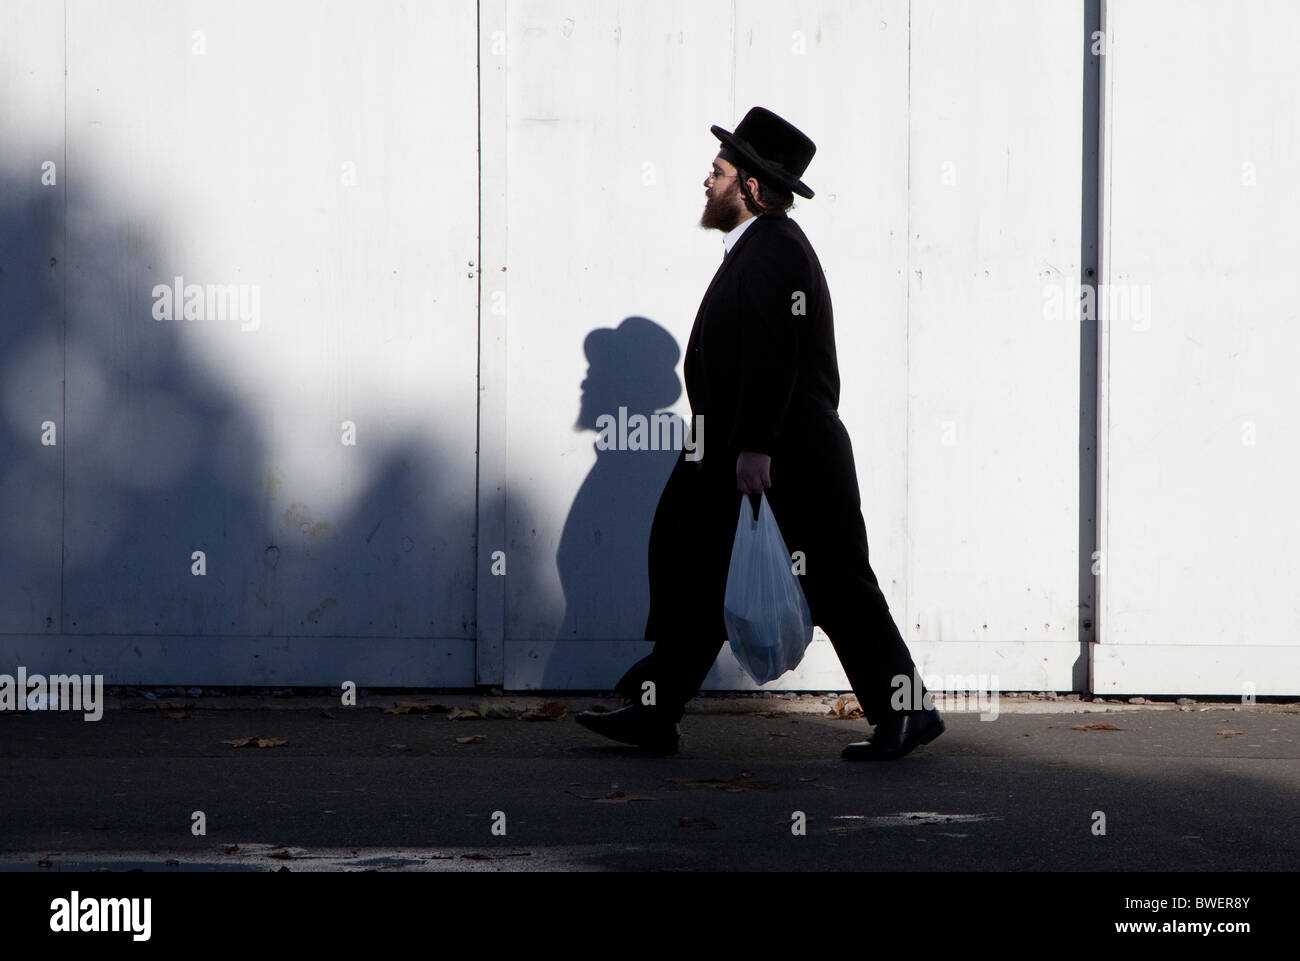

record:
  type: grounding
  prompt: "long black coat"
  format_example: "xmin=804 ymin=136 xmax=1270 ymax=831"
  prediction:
xmin=620 ymin=210 xmax=917 ymax=722
xmin=685 ymin=209 xmax=843 ymax=461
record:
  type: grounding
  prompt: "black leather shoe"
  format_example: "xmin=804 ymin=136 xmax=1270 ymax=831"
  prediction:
xmin=841 ymin=707 xmax=944 ymax=761
xmin=576 ymin=706 xmax=680 ymax=754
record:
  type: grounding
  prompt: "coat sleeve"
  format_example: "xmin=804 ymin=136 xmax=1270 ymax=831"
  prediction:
xmin=729 ymin=233 xmax=810 ymax=456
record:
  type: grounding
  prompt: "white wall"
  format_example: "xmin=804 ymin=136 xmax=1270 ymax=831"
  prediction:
xmin=495 ymin=0 xmax=1088 ymax=692
xmin=1095 ymin=0 xmax=1300 ymax=694
xmin=1 ymin=0 xmax=1291 ymax=693
xmin=2 ymin=0 xmax=481 ymax=685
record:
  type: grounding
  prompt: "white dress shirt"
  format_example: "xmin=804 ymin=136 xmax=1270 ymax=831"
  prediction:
xmin=722 ymin=214 xmax=757 ymax=258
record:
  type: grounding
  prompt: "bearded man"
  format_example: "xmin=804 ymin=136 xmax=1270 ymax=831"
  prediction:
xmin=577 ymin=107 xmax=943 ymax=761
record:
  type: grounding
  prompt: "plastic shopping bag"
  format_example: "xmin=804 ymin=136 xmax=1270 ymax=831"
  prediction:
xmin=723 ymin=492 xmax=814 ymax=685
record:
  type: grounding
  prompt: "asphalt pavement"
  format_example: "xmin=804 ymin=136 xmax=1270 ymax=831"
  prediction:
xmin=1 ymin=691 xmax=1297 ymax=872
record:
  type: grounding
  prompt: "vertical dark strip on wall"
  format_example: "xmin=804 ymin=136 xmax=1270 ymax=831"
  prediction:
xmin=1076 ymin=0 xmax=1102 ymax=689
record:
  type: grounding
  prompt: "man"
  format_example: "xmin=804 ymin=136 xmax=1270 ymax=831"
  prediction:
xmin=577 ymin=107 xmax=943 ymax=761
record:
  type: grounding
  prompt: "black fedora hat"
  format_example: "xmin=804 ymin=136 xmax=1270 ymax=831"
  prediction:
xmin=711 ymin=106 xmax=816 ymax=199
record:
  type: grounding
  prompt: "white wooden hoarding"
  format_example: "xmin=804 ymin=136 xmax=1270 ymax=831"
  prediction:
xmin=904 ymin=0 xmax=1087 ymax=689
xmin=499 ymin=0 xmax=1087 ymax=692
xmin=0 ymin=0 xmax=65 ymax=637
xmin=2 ymin=0 xmax=481 ymax=685
xmin=5 ymin=0 xmax=1288 ymax=694
xmin=1095 ymin=0 xmax=1300 ymax=694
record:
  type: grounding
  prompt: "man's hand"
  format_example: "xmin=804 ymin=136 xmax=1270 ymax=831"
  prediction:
xmin=736 ymin=450 xmax=772 ymax=494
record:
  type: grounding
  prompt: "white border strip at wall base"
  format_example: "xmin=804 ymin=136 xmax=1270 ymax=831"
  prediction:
xmin=1093 ymin=644 xmax=1300 ymax=697
xmin=506 ymin=638 xmax=1082 ymax=692
xmin=0 ymin=636 xmax=476 ymax=688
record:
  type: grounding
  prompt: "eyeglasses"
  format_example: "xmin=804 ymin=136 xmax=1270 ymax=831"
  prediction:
xmin=707 ymin=167 xmax=738 ymax=183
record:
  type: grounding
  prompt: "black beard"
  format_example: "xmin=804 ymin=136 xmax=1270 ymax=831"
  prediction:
xmin=700 ymin=188 xmax=744 ymax=231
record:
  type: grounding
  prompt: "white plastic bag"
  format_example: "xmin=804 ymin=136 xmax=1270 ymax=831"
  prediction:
xmin=723 ymin=492 xmax=814 ymax=685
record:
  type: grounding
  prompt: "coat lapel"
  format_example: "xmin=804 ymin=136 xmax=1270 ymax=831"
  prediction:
xmin=686 ymin=214 xmax=770 ymax=354
xmin=704 ymin=214 xmax=765 ymax=300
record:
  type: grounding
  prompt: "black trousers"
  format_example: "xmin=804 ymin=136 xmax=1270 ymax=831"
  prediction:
xmin=615 ymin=414 xmax=921 ymax=726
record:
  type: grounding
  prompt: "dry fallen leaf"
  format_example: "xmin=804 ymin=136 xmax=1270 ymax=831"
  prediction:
xmin=447 ymin=707 xmax=480 ymax=720
xmin=679 ymin=816 xmax=720 ymax=829
xmin=1071 ymin=722 xmax=1123 ymax=731
xmin=595 ymin=790 xmax=656 ymax=803
xmin=224 ymin=736 xmax=288 ymax=748
xmin=455 ymin=735 xmax=485 ymax=744
xmin=566 ymin=789 xmax=656 ymax=803
xmin=666 ymin=771 xmax=773 ymax=792
xmin=519 ymin=700 xmax=568 ymax=721
xmin=827 ymin=695 xmax=863 ymax=719
xmin=135 ymin=701 xmax=196 ymax=712
xmin=1217 ymin=729 xmax=1246 ymax=738
xmin=478 ymin=702 xmax=519 ymax=719
xmin=382 ymin=701 xmax=449 ymax=715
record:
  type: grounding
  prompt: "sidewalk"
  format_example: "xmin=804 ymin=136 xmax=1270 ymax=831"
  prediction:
xmin=1 ymin=691 xmax=1296 ymax=871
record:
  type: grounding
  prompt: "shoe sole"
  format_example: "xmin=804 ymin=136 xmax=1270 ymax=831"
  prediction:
xmin=841 ymin=718 xmax=945 ymax=762
xmin=576 ymin=713 xmax=679 ymax=754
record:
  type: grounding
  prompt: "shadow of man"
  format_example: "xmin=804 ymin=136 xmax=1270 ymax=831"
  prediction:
xmin=546 ymin=317 xmax=683 ymax=688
